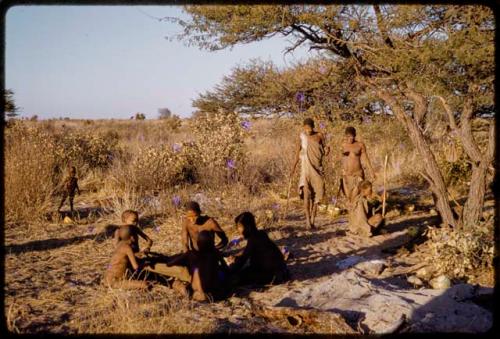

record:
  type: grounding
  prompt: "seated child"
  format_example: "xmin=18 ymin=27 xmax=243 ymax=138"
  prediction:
xmin=228 ymin=212 xmax=290 ymax=286
xmin=114 ymin=210 xmax=153 ymax=255
xmin=58 ymin=165 xmax=80 ymax=214
xmin=348 ymin=180 xmax=384 ymax=237
xmin=104 ymin=226 xmax=151 ymax=290
xmin=164 ymin=230 xmax=230 ymax=302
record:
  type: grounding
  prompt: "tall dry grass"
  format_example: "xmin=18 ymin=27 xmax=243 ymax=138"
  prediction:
xmin=4 ymin=115 xmax=447 ymax=227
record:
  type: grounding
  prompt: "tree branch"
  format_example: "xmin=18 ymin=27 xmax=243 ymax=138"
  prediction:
xmin=373 ymin=5 xmax=394 ymax=48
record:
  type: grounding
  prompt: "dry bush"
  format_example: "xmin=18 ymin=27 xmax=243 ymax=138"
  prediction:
xmin=53 ymin=129 xmax=121 ymax=173
xmin=127 ymin=141 xmax=199 ymax=192
xmin=188 ymin=110 xmax=246 ymax=187
xmin=4 ymin=121 xmax=121 ymax=224
xmin=4 ymin=122 xmax=60 ymax=223
xmin=426 ymin=217 xmax=494 ymax=282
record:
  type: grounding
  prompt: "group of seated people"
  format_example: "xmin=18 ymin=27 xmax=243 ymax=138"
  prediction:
xmin=103 ymin=202 xmax=290 ymax=302
xmin=103 ymin=178 xmax=385 ymax=302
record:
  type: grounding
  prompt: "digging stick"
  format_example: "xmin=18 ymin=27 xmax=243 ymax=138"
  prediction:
xmin=332 ymin=177 xmax=343 ymax=209
xmin=382 ymin=154 xmax=388 ymax=218
xmin=281 ymin=174 xmax=294 ymax=224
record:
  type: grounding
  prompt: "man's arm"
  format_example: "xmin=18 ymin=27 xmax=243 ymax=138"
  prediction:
xmin=210 ymin=219 xmax=228 ymax=250
xmin=181 ymin=219 xmax=190 ymax=252
xmin=135 ymin=227 xmax=153 ymax=253
xmin=76 ymin=180 xmax=81 ymax=195
xmin=361 ymin=143 xmax=376 ymax=180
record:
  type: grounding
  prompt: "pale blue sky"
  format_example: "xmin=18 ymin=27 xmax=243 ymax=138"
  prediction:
xmin=6 ymin=6 xmax=313 ymax=119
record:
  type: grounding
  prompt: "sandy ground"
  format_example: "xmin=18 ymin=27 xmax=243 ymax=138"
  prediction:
xmin=4 ymin=192 xmax=494 ymax=334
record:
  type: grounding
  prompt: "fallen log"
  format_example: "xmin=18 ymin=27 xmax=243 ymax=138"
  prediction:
xmin=252 ymin=305 xmax=356 ymax=334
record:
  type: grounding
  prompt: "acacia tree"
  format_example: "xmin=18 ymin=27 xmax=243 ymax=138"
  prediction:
xmin=194 ymin=57 xmax=371 ymax=121
xmin=4 ymin=89 xmax=19 ymax=119
xmin=170 ymin=4 xmax=494 ymax=229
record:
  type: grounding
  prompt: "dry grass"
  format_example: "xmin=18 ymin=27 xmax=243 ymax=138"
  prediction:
xmin=4 ymin=116 xmax=494 ymax=334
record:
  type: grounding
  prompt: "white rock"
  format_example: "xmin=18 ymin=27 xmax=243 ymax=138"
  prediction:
xmin=407 ymin=275 xmax=423 ymax=286
xmin=430 ymin=275 xmax=451 ymax=289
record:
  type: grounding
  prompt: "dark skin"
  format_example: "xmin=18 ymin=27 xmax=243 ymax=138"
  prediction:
xmin=58 ymin=168 xmax=80 ymax=213
xmin=228 ymin=223 xmax=287 ymax=285
xmin=114 ymin=224 xmax=153 ymax=255
xmin=290 ymin=123 xmax=330 ymax=229
xmin=167 ymin=240 xmax=229 ymax=301
xmin=104 ymin=237 xmax=149 ymax=290
xmin=181 ymin=210 xmax=228 ymax=252
xmin=341 ymin=133 xmax=376 ymax=181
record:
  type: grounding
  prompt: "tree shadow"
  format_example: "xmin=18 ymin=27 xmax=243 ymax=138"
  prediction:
xmin=5 ymin=225 xmax=118 ymax=255
xmin=58 ymin=206 xmax=112 ymax=220
xmin=284 ymin=230 xmax=413 ymax=282
xmin=398 ymin=284 xmax=494 ymax=333
xmin=383 ymin=214 xmax=442 ymax=234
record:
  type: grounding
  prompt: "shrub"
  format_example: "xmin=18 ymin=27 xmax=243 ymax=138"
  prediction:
xmin=129 ymin=141 xmax=199 ymax=192
xmin=427 ymin=219 xmax=494 ymax=281
xmin=4 ymin=122 xmax=60 ymax=223
xmin=188 ymin=110 xmax=246 ymax=187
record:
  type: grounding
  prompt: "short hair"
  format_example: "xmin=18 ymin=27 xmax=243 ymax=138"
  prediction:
xmin=122 ymin=210 xmax=139 ymax=224
xmin=235 ymin=212 xmax=258 ymax=238
xmin=197 ymin=230 xmax=215 ymax=252
xmin=345 ymin=126 xmax=356 ymax=136
xmin=68 ymin=166 xmax=76 ymax=175
xmin=359 ymin=180 xmax=372 ymax=191
xmin=303 ymin=118 xmax=315 ymax=128
xmin=185 ymin=201 xmax=201 ymax=215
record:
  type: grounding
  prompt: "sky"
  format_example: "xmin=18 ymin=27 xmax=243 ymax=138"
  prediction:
xmin=5 ymin=6 xmax=313 ymax=119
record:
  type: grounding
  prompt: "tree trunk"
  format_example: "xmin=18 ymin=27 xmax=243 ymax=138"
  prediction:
xmin=461 ymin=161 xmax=488 ymax=227
xmin=461 ymin=122 xmax=495 ymax=228
xmin=377 ymin=90 xmax=458 ymax=228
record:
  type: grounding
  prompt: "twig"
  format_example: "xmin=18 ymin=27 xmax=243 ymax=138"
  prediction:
xmin=382 ymin=154 xmax=388 ymax=217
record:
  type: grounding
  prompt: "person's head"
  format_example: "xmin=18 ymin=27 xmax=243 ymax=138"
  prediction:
xmin=185 ymin=201 xmax=201 ymax=223
xmin=303 ymin=118 xmax=315 ymax=134
xmin=197 ymin=230 xmax=215 ymax=253
xmin=345 ymin=126 xmax=356 ymax=143
xmin=234 ymin=212 xmax=258 ymax=239
xmin=122 ymin=210 xmax=139 ymax=226
xmin=359 ymin=180 xmax=373 ymax=197
xmin=118 ymin=225 xmax=132 ymax=242
xmin=68 ymin=166 xmax=76 ymax=177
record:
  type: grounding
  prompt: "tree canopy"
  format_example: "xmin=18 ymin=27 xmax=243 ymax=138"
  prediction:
xmin=172 ymin=4 xmax=495 ymax=229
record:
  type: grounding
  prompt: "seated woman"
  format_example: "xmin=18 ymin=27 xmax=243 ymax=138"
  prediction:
xmin=348 ymin=180 xmax=385 ymax=237
xmin=228 ymin=212 xmax=290 ymax=286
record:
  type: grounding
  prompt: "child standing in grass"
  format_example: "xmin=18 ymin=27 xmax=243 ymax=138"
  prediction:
xmin=58 ymin=166 xmax=80 ymax=214
xmin=114 ymin=210 xmax=153 ymax=255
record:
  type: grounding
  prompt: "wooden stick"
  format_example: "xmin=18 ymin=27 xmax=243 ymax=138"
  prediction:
xmin=281 ymin=176 xmax=293 ymax=224
xmin=382 ymin=154 xmax=388 ymax=217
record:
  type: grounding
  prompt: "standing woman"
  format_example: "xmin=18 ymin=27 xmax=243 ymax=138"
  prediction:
xmin=341 ymin=126 xmax=377 ymax=205
xmin=290 ymin=118 xmax=330 ymax=229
